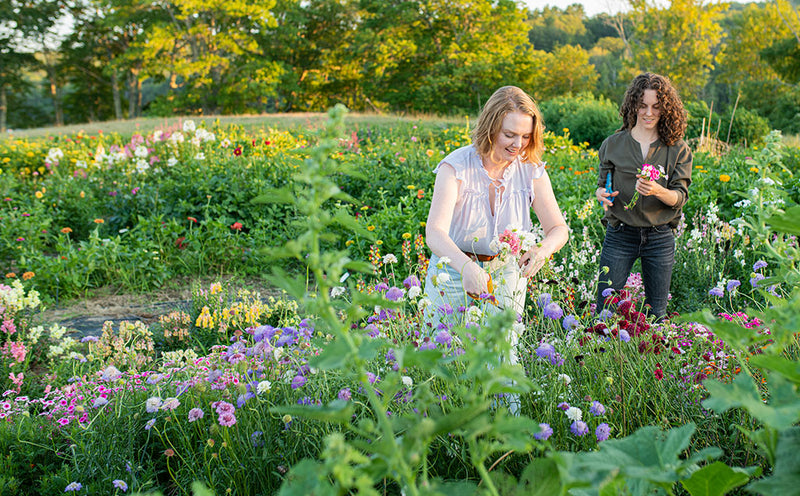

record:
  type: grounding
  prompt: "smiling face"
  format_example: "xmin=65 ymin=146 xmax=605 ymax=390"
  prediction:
xmin=489 ymin=111 xmax=533 ymax=166
xmin=635 ymin=89 xmax=661 ymax=133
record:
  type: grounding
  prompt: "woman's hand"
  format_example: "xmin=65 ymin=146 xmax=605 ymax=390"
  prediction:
xmin=462 ymin=261 xmax=490 ymax=297
xmin=519 ymin=247 xmax=548 ymax=278
xmin=596 ymin=186 xmax=618 ymax=211
xmin=635 ymin=179 xmax=680 ymax=207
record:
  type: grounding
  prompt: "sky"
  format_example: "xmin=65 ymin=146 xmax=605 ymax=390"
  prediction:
xmin=523 ymin=0 xmax=631 ymax=17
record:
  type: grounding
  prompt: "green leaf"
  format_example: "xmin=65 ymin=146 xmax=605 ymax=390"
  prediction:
xmin=680 ymin=461 xmax=752 ymax=496
xmin=277 ymin=459 xmax=334 ymax=496
xmin=271 ymin=400 xmax=354 ymax=424
xmin=310 ymin=338 xmax=352 ymax=370
xmin=749 ymin=355 xmax=800 ymax=384
xmin=265 ymin=267 xmax=307 ymax=300
xmin=766 ymin=206 xmax=800 ymax=235
xmin=252 ymin=188 xmax=295 ymax=205
xmin=519 ymin=457 xmax=565 ymax=496
xmin=343 ymin=260 xmax=375 ymax=275
xmin=703 ymin=374 xmax=800 ymax=430
xmin=747 ymin=427 xmax=800 ymax=495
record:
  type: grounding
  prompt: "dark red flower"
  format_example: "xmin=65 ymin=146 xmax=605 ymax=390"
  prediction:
xmin=654 ymin=366 xmax=664 ymax=381
xmin=175 ymin=236 xmax=187 ymax=249
xmin=234 ymin=146 xmax=243 ymax=156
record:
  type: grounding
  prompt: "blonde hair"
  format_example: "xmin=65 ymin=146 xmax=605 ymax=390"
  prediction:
xmin=471 ymin=86 xmax=545 ymax=164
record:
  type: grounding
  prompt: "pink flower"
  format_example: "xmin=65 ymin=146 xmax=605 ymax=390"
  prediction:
xmin=213 ymin=401 xmax=235 ymax=415
xmin=218 ymin=412 xmax=237 ymax=427
xmin=498 ymin=229 xmax=522 ymax=256
xmin=188 ymin=408 xmax=204 ymax=422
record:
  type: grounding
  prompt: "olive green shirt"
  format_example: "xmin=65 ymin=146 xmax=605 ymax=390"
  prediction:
xmin=597 ymin=131 xmax=692 ymax=228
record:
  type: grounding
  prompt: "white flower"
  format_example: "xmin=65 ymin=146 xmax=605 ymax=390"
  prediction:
xmin=383 ymin=254 xmax=398 ymax=264
xmin=759 ymin=177 xmax=776 ymax=186
xmin=167 ymin=157 xmax=178 ymax=167
xmin=75 ymin=160 xmax=87 ymax=169
xmin=101 ymin=365 xmax=122 ymax=382
xmin=46 ymin=147 xmax=64 ymax=163
xmin=407 ymin=286 xmax=421 ymax=299
xmin=465 ymin=305 xmax=483 ymax=323
xmin=273 ymin=347 xmax=284 ymax=361
xmin=169 ymin=131 xmax=185 ymax=144
xmin=558 ymin=373 xmax=572 ymax=386
xmin=435 ymin=272 xmax=450 ymax=285
xmin=339 ymin=272 xmax=350 ymax=283
xmin=330 ymin=286 xmax=346 ymax=298
xmin=92 ymin=396 xmax=109 ymax=408
xmin=134 ymin=145 xmax=148 ymax=158
xmin=565 ymin=406 xmax=582 ymax=421
xmin=401 ymin=376 xmax=413 ymax=387
xmin=152 ymin=130 xmax=163 ymax=141
xmin=183 ymin=120 xmax=196 ymax=133
xmin=257 ymin=380 xmax=272 ymax=394
xmin=220 ymin=138 xmax=231 ymax=148
xmin=436 ymin=256 xmax=451 ymax=268
xmin=135 ymin=159 xmax=149 ymax=173
xmin=195 ymin=152 xmax=206 ymax=161
xmin=417 ymin=297 xmax=432 ymax=311
xmin=145 ymin=397 xmax=163 ymax=413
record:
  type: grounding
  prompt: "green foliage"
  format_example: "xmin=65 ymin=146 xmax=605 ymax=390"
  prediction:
xmin=722 ymin=107 xmax=771 ymax=147
xmin=540 ymin=93 xmax=619 ymax=149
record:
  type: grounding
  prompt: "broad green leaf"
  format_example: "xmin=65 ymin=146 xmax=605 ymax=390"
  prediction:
xmin=271 ymin=400 xmax=354 ymax=424
xmin=343 ymin=260 xmax=375 ymax=274
xmin=310 ymin=338 xmax=352 ymax=370
xmin=431 ymin=403 xmax=491 ymax=436
xmin=703 ymin=374 xmax=800 ymax=430
xmin=252 ymin=188 xmax=295 ymax=205
xmin=766 ymin=206 xmax=800 ymax=234
xmin=265 ymin=267 xmax=307 ymax=300
xmin=519 ymin=457 xmax=565 ymax=496
xmin=746 ymin=427 xmax=800 ymax=495
xmin=681 ymin=461 xmax=752 ymax=496
xmin=749 ymin=355 xmax=800 ymax=384
xmin=356 ymin=338 xmax=383 ymax=362
xmin=277 ymin=459 xmax=334 ymax=496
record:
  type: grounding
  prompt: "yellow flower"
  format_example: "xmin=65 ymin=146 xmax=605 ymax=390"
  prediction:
xmin=94 ymin=218 xmax=104 ymax=224
xmin=367 ymin=225 xmax=375 ymax=231
xmin=750 ymin=167 xmax=759 ymax=173
xmin=419 ymin=221 xmax=426 ymax=227
xmin=406 ymin=184 xmax=416 ymax=190
xmin=2 ymin=157 xmax=9 ymax=163
xmin=22 ymin=271 xmax=35 ymax=280
xmin=376 ymin=240 xmax=383 ymax=245
xmin=425 ymin=149 xmax=434 ymax=157
xmin=80 ymin=191 xmax=85 ymax=198
xmin=719 ymin=174 xmax=731 ymax=182
xmin=402 ymin=233 xmax=412 ymax=239
xmin=35 ymin=191 xmax=43 ymax=198
xmin=345 ymin=240 xmax=354 ymax=247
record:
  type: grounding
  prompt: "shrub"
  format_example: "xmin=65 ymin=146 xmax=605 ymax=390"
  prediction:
xmin=540 ymin=92 xmax=620 ymax=148
xmin=722 ymin=107 xmax=771 ymax=147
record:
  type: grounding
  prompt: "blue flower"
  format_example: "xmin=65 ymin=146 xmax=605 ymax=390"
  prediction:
xmin=543 ymin=302 xmax=563 ymax=320
xmin=534 ymin=423 xmax=553 ymax=440
xmin=570 ymin=420 xmax=589 ymax=436
xmin=601 ymin=287 xmax=616 ymax=298
xmin=726 ymin=279 xmax=741 ymax=291
xmin=619 ymin=329 xmax=631 ymax=342
xmin=375 ymin=282 xmax=389 ymax=292
xmin=536 ymin=293 xmax=552 ymax=308
xmin=403 ymin=275 xmax=421 ymax=288
xmin=562 ymin=314 xmax=580 ymax=331
xmin=434 ymin=330 xmax=452 ymax=348
xmin=385 ymin=286 xmax=404 ymax=301
xmin=589 ymin=401 xmax=606 ymax=416
xmin=291 ymin=375 xmax=307 ymax=389
xmin=753 ymin=260 xmax=768 ymax=271
xmin=750 ymin=273 xmax=765 ymax=288
xmin=596 ymin=423 xmax=611 ymax=442
xmin=535 ymin=343 xmax=555 ymax=360
xmin=708 ymin=287 xmax=724 ymax=297
xmin=65 ymin=482 xmax=83 ymax=492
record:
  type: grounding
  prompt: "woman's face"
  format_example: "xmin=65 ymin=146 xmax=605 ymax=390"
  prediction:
xmin=491 ymin=111 xmax=533 ymax=165
xmin=635 ymin=89 xmax=661 ymax=131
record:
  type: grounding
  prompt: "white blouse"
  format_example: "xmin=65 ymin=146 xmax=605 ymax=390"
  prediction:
xmin=435 ymin=144 xmax=546 ymax=256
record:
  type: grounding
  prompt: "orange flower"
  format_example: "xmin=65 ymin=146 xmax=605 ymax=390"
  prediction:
xmin=22 ymin=271 xmax=35 ymax=280
xmin=719 ymin=174 xmax=731 ymax=182
xmin=425 ymin=149 xmax=434 ymax=157
xmin=164 ymin=449 xmax=175 ymax=458
xmin=187 ymin=216 xmax=198 ymax=223
xmin=61 ymin=227 xmax=73 ymax=234
xmin=417 ymin=189 xmax=424 ymax=199
xmin=5 ymin=273 xmax=16 ymax=278
xmin=231 ymin=222 xmax=243 ymax=231
xmin=94 ymin=218 xmax=104 ymax=224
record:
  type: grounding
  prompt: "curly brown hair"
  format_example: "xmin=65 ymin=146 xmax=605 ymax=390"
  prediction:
xmin=472 ymin=86 xmax=545 ymax=164
xmin=618 ymin=73 xmax=687 ymax=146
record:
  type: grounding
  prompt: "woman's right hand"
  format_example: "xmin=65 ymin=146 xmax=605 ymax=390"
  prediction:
xmin=462 ymin=261 xmax=490 ymax=297
xmin=596 ymin=186 xmax=619 ymax=211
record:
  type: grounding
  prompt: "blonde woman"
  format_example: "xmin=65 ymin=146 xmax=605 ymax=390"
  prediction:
xmin=423 ymin=86 xmax=569 ymax=331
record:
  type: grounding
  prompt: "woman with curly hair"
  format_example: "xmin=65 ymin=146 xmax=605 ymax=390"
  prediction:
xmin=594 ymin=72 xmax=692 ymax=320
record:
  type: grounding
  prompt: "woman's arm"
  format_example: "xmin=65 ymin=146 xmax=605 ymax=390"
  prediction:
xmin=425 ymin=164 xmax=490 ymax=295
xmin=520 ymin=169 xmax=570 ymax=278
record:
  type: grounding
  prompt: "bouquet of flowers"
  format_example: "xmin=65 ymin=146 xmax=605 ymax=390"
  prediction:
xmin=624 ymin=163 xmax=663 ymax=210
xmin=490 ymin=227 xmax=540 ymax=265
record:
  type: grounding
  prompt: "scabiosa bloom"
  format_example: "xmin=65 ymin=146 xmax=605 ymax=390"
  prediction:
xmin=434 ymin=330 xmax=452 ymax=348
xmin=213 ymin=401 xmax=235 ymax=415
xmin=589 ymin=401 xmax=606 ymax=416
xmin=601 ymin=288 xmax=616 ymax=298
xmin=708 ymin=287 xmax=724 ymax=297
xmin=536 ymin=293 xmax=552 ymax=308
xmin=291 ymin=375 xmax=307 ymax=389
xmin=535 ymin=343 xmax=555 ymax=360
xmin=375 ymin=282 xmax=389 ymax=292
xmin=565 ymin=406 xmax=583 ymax=422
xmin=385 ymin=286 xmax=404 ymax=301
xmin=534 ymin=423 xmax=553 ymax=440
xmin=145 ymin=397 xmax=162 ymax=413
xmin=597 ymin=309 xmax=614 ymax=321
xmin=366 ymin=372 xmax=379 ymax=384
xmin=403 ymin=275 xmax=421 ymax=289
xmin=65 ymin=482 xmax=83 ymax=492
xmin=753 ymin=260 xmax=768 ymax=271
xmin=144 ymin=418 xmax=156 ymax=430
xmin=92 ymin=396 xmax=109 ymax=408
xmin=750 ymin=273 xmax=765 ymax=288
xmin=570 ymin=420 xmax=589 ymax=436
xmin=161 ymin=397 xmax=180 ymax=410
xmin=557 ymin=402 xmax=570 ymax=411
xmin=218 ymin=412 xmax=237 ymax=427
xmin=596 ymin=423 xmax=611 ymax=442
xmin=543 ymin=302 xmax=564 ymax=320
xmin=112 ymin=480 xmax=128 ymax=492
xmin=619 ymin=329 xmax=631 ymax=342
xmin=726 ymin=279 xmax=741 ymax=291
xmin=562 ymin=315 xmax=580 ymax=331
xmin=338 ymin=388 xmax=352 ymax=401
xmin=188 ymin=408 xmax=204 ymax=422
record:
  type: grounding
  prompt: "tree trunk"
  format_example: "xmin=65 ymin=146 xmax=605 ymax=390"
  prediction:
xmin=48 ymin=68 xmax=63 ymax=126
xmin=111 ymin=64 xmax=122 ymax=120
xmin=127 ymin=70 xmax=137 ymax=119
xmin=0 ymin=85 xmax=7 ymax=133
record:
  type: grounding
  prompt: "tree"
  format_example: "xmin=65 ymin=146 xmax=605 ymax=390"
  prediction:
xmin=627 ymin=0 xmax=725 ymax=100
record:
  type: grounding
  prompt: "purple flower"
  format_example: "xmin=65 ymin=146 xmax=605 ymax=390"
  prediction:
xmin=753 ymin=260 xmax=768 ymax=271
xmin=535 ymin=343 xmax=555 ymax=360
xmin=65 ymin=482 xmax=83 ymax=492
xmin=375 ymin=282 xmax=389 ymax=292
xmin=434 ymin=330 xmax=452 ymax=348
xmin=218 ymin=412 xmax=237 ymax=427
xmin=144 ymin=418 xmax=156 ymax=430
xmin=385 ymin=286 xmax=404 ymax=301
xmin=619 ymin=329 xmax=631 ymax=342
xmin=533 ymin=423 xmax=553 ymax=440
xmin=338 ymin=388 xmax=352 ymax=401
xmin=188 ymin=408 xmax=204 ymax=422
xmin=367 ymin=372 xmax=379 ymax=384
xmin=80 ymin=335 xmax=99 ymax=343
xmin=708 ymin=287 xmax=724 ymax=297
xmin=112 ymin=480 xmax=128 ymax=492
xmin=596 ymin=423 xmax=611 ymax=442
xmin=403 ymin=275 xmax=421 ymax=288
xmin=562 ymin=315 xmax=580 ymax=331
xmin=750 ymin=273 xmax=765 ymax=288
xmin=597 ymin=309 xmax=613 ymax=321
xmin=536 ymin=293 xmax=552 ymax=308
xmin=291 ymin=375 xmax=307 ymax=389
xmin=557 ymin=402 xmax=570 ymax=411
xmin=365 ymin=324 xmax=379 ymax=338
xmin=570 ymin=420 xmax=589 ymax=436
xmin=589 ymin=401 xmax=606 ymax=416
xmin=601 ymin=287 xmax=616 ymax=298
xmin=726 ymin=279 xmax=741 ymax=291
xmin=543 ymin=302 xmax=563 ymax=320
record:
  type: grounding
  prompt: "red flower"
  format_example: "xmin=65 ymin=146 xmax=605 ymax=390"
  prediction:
xmin=417 ymin=189 xmax=424 ymax=199
xmin=231 ymin=222 xmax=243 ymax=231
xmin=654 ymin=365 xmax=664 ymax=381
xmin=175 ymin=237 xmax=187 ymax=249
xmin=187 ymin=216 xmax=198 ymax=223
xmin=234 ymin=146 xmax=242 ymax=156
xmin=265 ymin=140 xmax=271 ymax=146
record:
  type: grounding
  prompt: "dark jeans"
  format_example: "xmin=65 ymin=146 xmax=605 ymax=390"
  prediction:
xmin=595 ymin=223 xmax=676 ymax=319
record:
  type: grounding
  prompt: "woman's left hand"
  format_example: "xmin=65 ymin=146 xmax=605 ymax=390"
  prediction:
xmin=519 ymin=248 xmax=548 ymax=278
